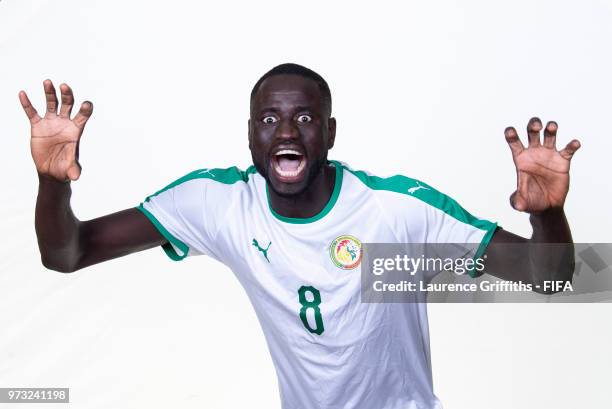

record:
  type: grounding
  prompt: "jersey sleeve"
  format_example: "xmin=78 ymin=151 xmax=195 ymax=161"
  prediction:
xmin=359 ymin=173 xmax=498 ymax=279
xmin=420 ymin=184 xmax=497 ymax=278
xmin=136 ymin=169 xmax=236 ymax=263
xmin=402 ymin=179 xmax=497 ymax=278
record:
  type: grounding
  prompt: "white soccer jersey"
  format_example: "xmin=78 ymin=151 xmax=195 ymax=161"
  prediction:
xmin=138 ymin=160 xmax=497 ymax=409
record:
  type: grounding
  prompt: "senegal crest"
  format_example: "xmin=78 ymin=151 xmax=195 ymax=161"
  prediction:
xmin=329 ymin=235 xmax=362 ymax=270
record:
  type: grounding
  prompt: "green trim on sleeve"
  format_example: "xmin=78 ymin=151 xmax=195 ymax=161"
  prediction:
xmin=266 ymin=161 xmax=343 ymax=224
xmin=468 ymin=224 xmax=498 ymax=278
xmin=136 ymin=205 xmax=189 ymax=261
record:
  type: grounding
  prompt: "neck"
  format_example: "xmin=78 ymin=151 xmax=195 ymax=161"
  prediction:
xmin=268 ymin=162 xmax=336 ymax=219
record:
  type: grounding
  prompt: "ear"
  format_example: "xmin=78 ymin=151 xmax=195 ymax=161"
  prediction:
xmin=327 ymin=117 xmax=336 ymax=149
xmin=248 ymin=118 xmax=252 ymax=150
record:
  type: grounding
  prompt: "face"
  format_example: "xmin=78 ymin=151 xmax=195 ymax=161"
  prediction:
xmin=249 ymin=74 xmax=336 ymax=197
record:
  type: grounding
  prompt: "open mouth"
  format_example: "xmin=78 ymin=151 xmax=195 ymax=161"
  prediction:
xmin=271 ymin=149 xmax=307 ymax=182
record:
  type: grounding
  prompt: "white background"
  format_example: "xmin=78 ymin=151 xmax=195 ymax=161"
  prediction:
xmin=1 ymin=0 xmax=611 ymax=408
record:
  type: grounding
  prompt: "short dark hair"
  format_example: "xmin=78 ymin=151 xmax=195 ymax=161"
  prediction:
xmin=250 ymin=63 xmax=332 ymax=115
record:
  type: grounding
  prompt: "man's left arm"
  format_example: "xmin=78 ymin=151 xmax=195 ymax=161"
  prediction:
xmin=480 ymin=117 xmax=581 ymax=293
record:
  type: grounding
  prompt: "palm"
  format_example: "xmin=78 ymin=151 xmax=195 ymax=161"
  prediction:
xmin=31 ymin=115 xmax=83 ymax=180
xmin=505 ymin=118 xmax=580 ymax=213
xmin=20 ymin=80 xmax=93 ymax=182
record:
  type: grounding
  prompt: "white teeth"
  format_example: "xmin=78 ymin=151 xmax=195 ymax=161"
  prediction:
xmin=274 ymin=158 xmax=306 ymax=178
xmin=275 ymin=149 xmax=303 ymax=156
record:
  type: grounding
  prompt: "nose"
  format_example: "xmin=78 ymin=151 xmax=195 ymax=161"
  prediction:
xmin=275 ymin=118 xmax=298 ymax=141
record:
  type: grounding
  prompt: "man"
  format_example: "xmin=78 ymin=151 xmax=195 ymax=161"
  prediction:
xmin=20 ymin=63 xmax=580 ymax=408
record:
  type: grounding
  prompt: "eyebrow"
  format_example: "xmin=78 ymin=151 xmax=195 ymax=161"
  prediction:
xmin=257 ymin=105 xmax=314 ymax=114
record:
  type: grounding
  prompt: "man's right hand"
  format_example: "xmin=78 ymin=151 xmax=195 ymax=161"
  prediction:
xmin=22 ymin=80 xmax=165 ymax=272
xmin=19 ymin=80 xmax=93 ymax=182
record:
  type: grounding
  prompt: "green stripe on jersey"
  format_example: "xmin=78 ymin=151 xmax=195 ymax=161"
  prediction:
xmin=336 ymin=162 xmax=494 ymax=231
xmin=144 ymin=165 xmax=257 ymax=202
xmin=336 ymin=161 xmax=497 ymax=278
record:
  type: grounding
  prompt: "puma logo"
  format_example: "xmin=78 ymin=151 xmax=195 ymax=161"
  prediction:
xmin=198 ymin=168 xmax=215 ymax=177
xmin=407 ymin=181 xmax=430 ymax=194
xmin=252 ymin=238 xmax=272 ymax=263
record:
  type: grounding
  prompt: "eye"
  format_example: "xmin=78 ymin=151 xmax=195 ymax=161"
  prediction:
xmin=297 ymin=114 xmax=312 ymax=123
xmin=262 ymin=116 xmax=278 ymax=124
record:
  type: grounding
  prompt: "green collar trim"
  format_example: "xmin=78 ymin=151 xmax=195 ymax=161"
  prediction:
xmin=266 ymin=160 xmax=343 ymax=224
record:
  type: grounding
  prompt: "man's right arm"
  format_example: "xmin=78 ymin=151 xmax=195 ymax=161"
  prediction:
xmin=36 ymin=176 xmax=165 ymax=272
xmin=22 ymin=80 xmax=166 ymax=272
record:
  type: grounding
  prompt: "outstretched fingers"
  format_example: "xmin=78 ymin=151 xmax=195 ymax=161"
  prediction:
xmin=559 ymin=139 xmax=581 ymax=160
xmin=73 ymin=101 xmax=94 ymax=129
xmin=59 ymin=83 xmax=75 ymax=118
xmin=43 ymin=79 xmax=58 ymax=116
xmin=504 ymin=126 xmax=524 ymax=157
xmin=18 ymin=91 xmax=42 ymax=124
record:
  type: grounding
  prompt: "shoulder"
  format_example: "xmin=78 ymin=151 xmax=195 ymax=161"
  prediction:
xmin=144 ymin=165 xmax=258 ymax=201
xmin=335 ymin=160 xmax=487 ymax=226
xmin=335 ymin=160 xmax=437 ymax=202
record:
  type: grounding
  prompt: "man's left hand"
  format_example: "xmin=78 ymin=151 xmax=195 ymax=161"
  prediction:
xmin=504 ymin=117 xmax=581 ymax=214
